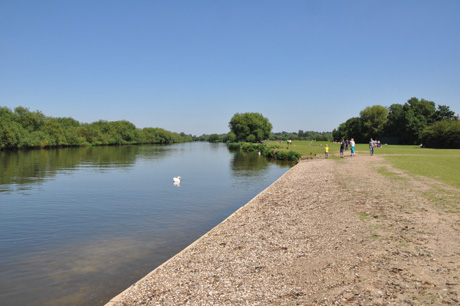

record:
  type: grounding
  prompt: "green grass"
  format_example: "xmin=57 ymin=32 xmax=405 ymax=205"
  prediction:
xmin=383 ymin=155 xmax=460 ymax=189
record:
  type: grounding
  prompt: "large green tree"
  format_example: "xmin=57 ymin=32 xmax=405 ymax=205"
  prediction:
xmin=360 ymin=105 xmax=388 ymax=140
xmin=229 ymin=112 xmax=272 ymax=142
xmin=402 ymin=97 xmax=436 ymax=144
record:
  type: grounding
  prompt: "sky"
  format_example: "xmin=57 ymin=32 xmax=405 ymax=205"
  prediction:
xmin=1 ymin=0 xmax=459 ymax=136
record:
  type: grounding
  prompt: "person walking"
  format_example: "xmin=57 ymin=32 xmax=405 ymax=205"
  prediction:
xmin=324 ymin=144 xmax=329 ymax=159
xmin=340 ymin=140 xmax=345 ymax=158
xmin=350 ymin=138 xmax=356 ymax=157
xmin=369 ymin=138 xmax=375 ymax=156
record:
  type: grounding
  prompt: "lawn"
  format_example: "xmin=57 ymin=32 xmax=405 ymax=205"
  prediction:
xmin=382 ymin=154 xmax=460 ymax=189
xmin=370 ymin=145 xmax=460 ymax=189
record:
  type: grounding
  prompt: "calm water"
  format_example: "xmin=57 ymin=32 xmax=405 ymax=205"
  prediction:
xmin=0 ymin=142 xmax=292 ymax=306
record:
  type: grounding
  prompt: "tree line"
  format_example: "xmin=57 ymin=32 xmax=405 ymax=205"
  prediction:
xmin=198 ymin=130 xmax=331 ymax=143
xmin=0 ymin=106 xmax=193 ymax=150
xmin=332 ymin=97 xmax=459 ymax=148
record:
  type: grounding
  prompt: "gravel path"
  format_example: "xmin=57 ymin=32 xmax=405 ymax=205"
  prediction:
xmin=106 ymin=155 xmax=460 ymax=305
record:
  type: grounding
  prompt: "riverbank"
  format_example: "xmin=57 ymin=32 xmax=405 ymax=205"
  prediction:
xmin=106 ymin=155 xmax=460 ymax=305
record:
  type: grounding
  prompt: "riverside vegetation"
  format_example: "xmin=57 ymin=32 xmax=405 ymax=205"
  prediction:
xmin=0 ymin=106 xmax=193 ymax=150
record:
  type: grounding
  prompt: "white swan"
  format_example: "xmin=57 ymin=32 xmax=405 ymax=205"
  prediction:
xmin=173 ymin=176 xmax=181 ymax=187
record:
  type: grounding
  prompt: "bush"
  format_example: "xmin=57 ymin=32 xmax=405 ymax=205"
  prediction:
xmin=228 ymin=142 xmax=301 ymax=161
xmin=227 ymin=142 xmax=243 ymax=151
xmin=241 ymin=143 xmax=264 ymax=152
xmin=287 ymin=150 xmax=302 ymax=160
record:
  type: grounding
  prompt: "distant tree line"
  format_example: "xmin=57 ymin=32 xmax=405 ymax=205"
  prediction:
xmin=271 ymin=131 xmax=332 ymax=142
xmin=194 ymin=133 xmax=235 ymax=143
xmin=332 ymin=97 xmax=459 ymax=148
xmin=0 ymin=106 xmax=193 ymax=150
xmin=197 ymin=130 xmax=332 ymax=143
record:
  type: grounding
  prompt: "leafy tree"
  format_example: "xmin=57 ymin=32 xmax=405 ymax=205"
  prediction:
xmin=384 ymin=104 xmax=405 ymax=141
xmin=360 ymin=105 xmax=388 ymax=140
xmin=207 ymin=134 xmax=221 ymax=143
xmin=0 ymin=119 xmax=25 ymax=149
xmin=225 ymin=131 xmax=237 ymax=143
xmin=402 ymin=97 xmax=436 ymax=144
xmin=229 ymin=112 xmax=272 ymax=142
xmin=14 ymin=107 xmax=46 ymax=132
xmin=433 ymin=105 xmax=455 ymax=121
xmin=40 ymin=118 xmax=66 ymax=146
xmin=343 ymin=117 xmax=363 ymax=142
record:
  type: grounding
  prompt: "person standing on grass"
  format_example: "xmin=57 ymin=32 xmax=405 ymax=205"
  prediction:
xmin=340 ymin=140 xmax=345 ymax=158
xmin=350 ymin=138 xmax=356 ymax=157
xmin=369 ymin=138 xmax=375 ymax=156
xmin=324 ymin=144 xmax=329 ymax=159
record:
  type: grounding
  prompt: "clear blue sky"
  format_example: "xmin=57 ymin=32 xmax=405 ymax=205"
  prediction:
xmin=1 ymin=0 xmax=459 ymax=135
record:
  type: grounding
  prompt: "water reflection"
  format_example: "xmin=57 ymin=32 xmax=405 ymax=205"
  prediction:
xmin=230 ymin=150 xmax=294 ymax=175
xmin=0 ymin=146 xmax=171 ymax=193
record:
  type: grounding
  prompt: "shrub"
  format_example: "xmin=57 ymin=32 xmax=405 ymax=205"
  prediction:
xmin=227 ymin=142 xmax=243 ymax=151
xmin=287 ymin=150 xmax=302 ymax=160
xmin=242 ymin=143 xmax=264 ymax=152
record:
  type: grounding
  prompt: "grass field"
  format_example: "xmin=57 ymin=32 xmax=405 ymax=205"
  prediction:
xmin=270 ymin=141 xmax=460 ymax=189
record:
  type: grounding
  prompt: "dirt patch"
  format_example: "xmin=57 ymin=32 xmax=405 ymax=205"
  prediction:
xmin=107 ymin=155 xmax=460 ymax=305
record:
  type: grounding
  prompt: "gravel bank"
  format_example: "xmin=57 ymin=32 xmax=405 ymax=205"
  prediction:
xmin=106 ymin=156 xmax=460 ymax=305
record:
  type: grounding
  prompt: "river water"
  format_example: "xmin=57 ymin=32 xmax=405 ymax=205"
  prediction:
xmin=0 ymin=142 xmax=293 ymax=305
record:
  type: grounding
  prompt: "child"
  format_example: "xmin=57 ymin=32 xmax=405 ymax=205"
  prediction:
xmin=324 ymin=144 xmax=329 ymax=159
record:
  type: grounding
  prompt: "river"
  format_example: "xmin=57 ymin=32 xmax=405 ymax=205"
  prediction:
xmin=0 ymin=142 xmax=293 ymax=305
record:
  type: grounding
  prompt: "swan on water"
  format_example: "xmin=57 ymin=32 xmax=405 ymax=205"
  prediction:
xmin=173 ymin=176 xmax=181 ymax=187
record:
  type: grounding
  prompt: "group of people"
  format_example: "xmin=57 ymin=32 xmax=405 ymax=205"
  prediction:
xmin=325 ymin=138 xmax=379 ymax=158
xmin=339 ymin=138 xmax=356 ymax=158
xmin=324 ymin=138 xmax=356 ymax=159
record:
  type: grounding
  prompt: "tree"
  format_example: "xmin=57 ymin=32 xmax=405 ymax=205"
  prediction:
xmin=360 ymin=105 xmax=388 ymax=140
xmin=228 ymin=112 xmax=272 ymax=142
xmin=208 ymin=134 xmax=220 ymax=143
xmin=433 ymin=105 xmax=455 ymax=121
xmin=384 ymin=103 xmax=405 ymax=140
xmin=344 ymin=117 xmax=363 ymax=142
xmin=402 ymin=97 xmax=436 ymax=144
